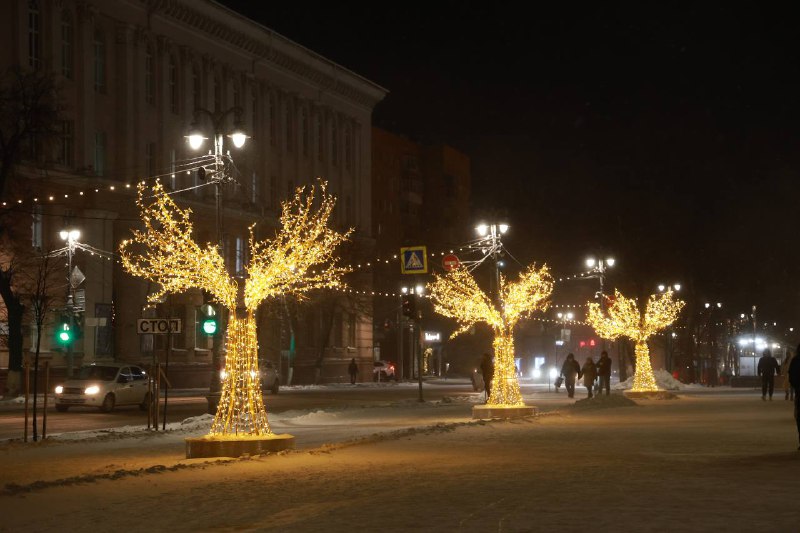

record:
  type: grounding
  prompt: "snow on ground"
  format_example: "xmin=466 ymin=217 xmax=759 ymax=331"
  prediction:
xmin=613 ymin=368 xmax=707 ymax=390
xmin=1 ymin=390 xmax=798 ymax=532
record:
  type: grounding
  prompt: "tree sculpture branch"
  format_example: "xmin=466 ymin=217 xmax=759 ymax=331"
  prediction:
xmin=119 ymin=181 xmax=238 ymax=310
xmin=501 ymin=263 xmax=554 ymax=329
xmin=427 ymin=268 xmax=502 ymax=337
xmin=244 ymin=181 xmax=351 ymax=311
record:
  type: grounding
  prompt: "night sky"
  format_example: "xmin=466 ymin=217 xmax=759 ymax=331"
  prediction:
xmin=218 ymin=1 xmax=800 ymax=325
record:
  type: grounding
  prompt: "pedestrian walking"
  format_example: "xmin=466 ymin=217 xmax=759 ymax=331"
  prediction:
xmin=597 ymin=351 xmax=612 ymax=395
xmin=560 ymin=353 xmax=581 ymax=399
xmin=348 ymin=358 xmax=358 ymax=384
xmin=480 ymin=353 xmax=494 ymax=402
xmin=782 ymin=352 xmax=794 ymax=401
xmin=757 ymin=348 xmax=781 ymax=401
xmin=789 ymin=344 xmax=800 ymax=450
xmin=581 ymin=356 xmax=597 ymax=398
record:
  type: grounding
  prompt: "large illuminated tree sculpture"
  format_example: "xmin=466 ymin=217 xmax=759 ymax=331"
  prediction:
xmin=586 ymin=290 xmax=684 ymax=392
xmin=428 ymin=265 xmax=553 ymax=406
xmin=120 ymin=180 xmax=349 ymax=436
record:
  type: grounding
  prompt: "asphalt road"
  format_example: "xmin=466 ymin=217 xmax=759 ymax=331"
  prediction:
xmin=0 ymin=380 xmax=479 ymax=441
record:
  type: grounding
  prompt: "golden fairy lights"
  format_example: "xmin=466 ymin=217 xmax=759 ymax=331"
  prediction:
xmin=428 ymin=264 xmax=553 ymax=406
xmin=120 ymin=180 xmax=349 ymax=436
xmin=586 ymin=290 xmax=684 ymax=392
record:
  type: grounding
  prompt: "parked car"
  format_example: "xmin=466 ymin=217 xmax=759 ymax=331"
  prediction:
xmin=373 ymin=360 xmax=397 ymax=381
xmin=219 ymin=360 xmax=280 ymax=394
xmin=260 ymin=360 xmax=280 ymax=394
xmin=54 ymin=363 xmax=150 ymax=412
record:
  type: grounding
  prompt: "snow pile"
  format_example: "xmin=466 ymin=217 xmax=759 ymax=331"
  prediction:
xmin=569 ymin=393 xmax=638 ymax=411
xmin=613 ymin=369 xmax=686 ymax=391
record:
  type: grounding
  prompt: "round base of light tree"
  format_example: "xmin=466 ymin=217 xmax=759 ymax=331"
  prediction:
xmin=624 ymin=390 xmax=678 ymax=400
xmin=472 ymin=404 xmax=537 ymax=420
xmin=185 ymin=433 xmax=295 ymax=459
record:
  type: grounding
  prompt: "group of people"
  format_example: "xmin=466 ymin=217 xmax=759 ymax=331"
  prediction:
xmin=559 ymin=351 xmax=612 ymax=399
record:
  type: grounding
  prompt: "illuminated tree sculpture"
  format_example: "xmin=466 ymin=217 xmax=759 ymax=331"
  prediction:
xmin=586 ymin=290 xmax=684 ymax=392
xmin=428 ymin=265 xmax=553 ymax=406
xmin=120 ymin=180 xmax=349 ymax=436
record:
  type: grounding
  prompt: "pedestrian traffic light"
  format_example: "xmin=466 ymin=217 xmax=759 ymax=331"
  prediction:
xmin=199 ymin=304 xmax=217 ymax=336
xmin=401 ymin=294 xmax=416 ymax=319
xmin=55 ymin=316 xmax=73 ymax=346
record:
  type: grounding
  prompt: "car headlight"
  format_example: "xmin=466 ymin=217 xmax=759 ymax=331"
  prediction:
xmin=54 ymin=385 xmax=63 ymax=394
xmin=220 ymin=370 xmax=228 ymax=380
xmin=84 ymin=385 xmax=100 ymax=395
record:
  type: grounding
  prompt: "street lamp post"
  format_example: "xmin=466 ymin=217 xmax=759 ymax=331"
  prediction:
xmin=657 ymin=283 xmax=682 ymax=374
xmin=475 ymin=223 xmax=508 ymax=306
xmin=555 ymin=311 xmax=574 ymax=371
xmin=401 ymin=284 xmax=425 ymax=401
xmin=586 ymin=256 xmax=615 ymax=353
xmin=186 ymin=107 xmax=248 ymax=411
xmin=59 ymin=229 xmax=80 ymax=377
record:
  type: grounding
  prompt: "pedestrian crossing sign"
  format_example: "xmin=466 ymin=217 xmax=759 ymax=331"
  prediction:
xmin=400 ymin=246 xmax=428 ymax=274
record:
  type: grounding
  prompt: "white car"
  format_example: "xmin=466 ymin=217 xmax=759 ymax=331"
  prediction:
xmin=54 ymin=363 xmax=150 ymax=412
xmin=373 ymin=360 xmax=397 ymax=381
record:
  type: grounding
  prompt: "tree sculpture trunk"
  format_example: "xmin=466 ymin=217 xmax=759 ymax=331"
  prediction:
xmin=632 ymin=340 xmax=658 ymax=391
xmin=211 ymin=312 xmax=271 ymax=436
xmin=489 ymin=329 xmax=523 ymax=406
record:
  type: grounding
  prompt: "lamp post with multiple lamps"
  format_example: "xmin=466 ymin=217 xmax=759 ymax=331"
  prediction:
xmin=555 ymin=311 xmax=574 ymax=370
xmin=59 ymin=229 xmax=81 ymax=377
xmin=702 ymin=302 xmax=723 ymax=385
xmin=475 ymin=223 xmax=509 ymax=306
xmin=185 ymin=107 xmax=248 ymax=410
xmin=657 ymin=283 xmax=682 ymax=374
xmin=400 ymin=284 xmax=425 ymax=400
xmin=585 ymin=256 xmax=615 ymax=353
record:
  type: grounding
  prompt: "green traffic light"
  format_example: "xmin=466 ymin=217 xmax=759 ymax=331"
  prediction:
xmin=202 ymin=318 xmax=217 ymax=335
xmin=58 ymin=324 xmax=72 ymax=344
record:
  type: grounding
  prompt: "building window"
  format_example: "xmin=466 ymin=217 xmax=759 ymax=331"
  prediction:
xmin=251 ymin=89 xmax=258 ymax=133
xmin=57 ymin=120 xmax=74 ymax=166
xmin=285 ymin=103 xmax=293 ymax=152
xmin=61 ymin=10 xmax=73 ymax=79
xmin=169 ymin=149 xmax=177 ymax=190
xmin=347 ymin=312 xmax=356 ymax=347
xmin=344 ymin=127 xmax=352 ymax=170
xmin=270 ymin=175 xmax=278 ymax=208
xmin=269 ymin=93 xmax=276 ymax=146
xmin=331 ymin=123 xmax=338 ymax=166
xmin=28 ymin=1 xmax=40 ymax=70
xmin=94 ymin=31 xmax=106 ymax=93
xmin=169 ymin=56 xmax=179 ymax=114
xmin=192 ymin=66 xmax=201 ymax=111
xmin=301 ymin=107 xmax=309 ymax=157
xmin=317 ymin=115 xmax=323 ymax=161
xmin=333 ymin=312 xmax=343 ymax=347
xmin=94 ymin=132 xmax=106 ymax=176
xmin=234 ymin=236 xmax=245 ymax=276
xmin=146 ymin=142 xmax=156 ymax=177
xmin=145 ymin=45 xmax=154 ymax=104
xmin=250 ymin=171 xmax=258 ymax=203
xmin=31 ymin=205 xmax=42 ymax=250
xmin=213 ymin=76 xmax=221 ymax=112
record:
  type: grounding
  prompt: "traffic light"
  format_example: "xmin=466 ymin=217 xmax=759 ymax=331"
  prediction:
xmin=199 ymin=304 xmax=218 ymax=336
xmin=401 ymin=294 xmax=416 ymax=319
xmin=55 ymin=315 xmax=73 ymax=346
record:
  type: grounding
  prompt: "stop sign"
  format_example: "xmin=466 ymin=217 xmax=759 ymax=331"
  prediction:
xmin=442 ymin=254 xmax=460 ymax=271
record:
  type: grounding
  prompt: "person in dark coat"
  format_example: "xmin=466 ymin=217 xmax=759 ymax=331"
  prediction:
xmin=757 ymin=348 xmax=781 ymax=400
xmin=596 ymin=351 xmax=612 ymax=395
xmin=560 ymin=353 xmax=581 ymax=398
xmin=789 ymin=344 xmax=800 ymax=450
xmin=480 ymin=353 xmax=494 ymax=402
xmin=581 ymin=356 xmax=597 ymax=398
xmin=348 ymin=358 xmax=358 ymax=384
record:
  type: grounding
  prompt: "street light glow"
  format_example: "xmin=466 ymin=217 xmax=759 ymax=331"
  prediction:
xmin=658 ymin=284 xmax=665 ymax=292
xmin=606 ymin=258 xmax=615 ymax=267
xmin=229 ymin=132 xmax=247 ymax=148
xmin=475 ymin=224 xmax=488 ymax=237
xmin=187 ymin=134 xmax=205 ymax=150
xmin=498 ymin=223 xmax=509 ymax=234
xmin=586 ymin=257 xmax=596 ymax=268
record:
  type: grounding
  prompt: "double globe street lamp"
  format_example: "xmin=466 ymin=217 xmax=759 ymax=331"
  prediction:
xmin=185 ymin=107 xmax=249 ymax=409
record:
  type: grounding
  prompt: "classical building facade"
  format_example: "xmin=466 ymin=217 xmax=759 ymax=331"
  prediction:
xmin=0 ymin=0 xmax=385 ymax=387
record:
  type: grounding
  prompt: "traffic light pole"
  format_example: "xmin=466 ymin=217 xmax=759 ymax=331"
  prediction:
xmin=66 ymin=238 xmax=76 ymax=377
